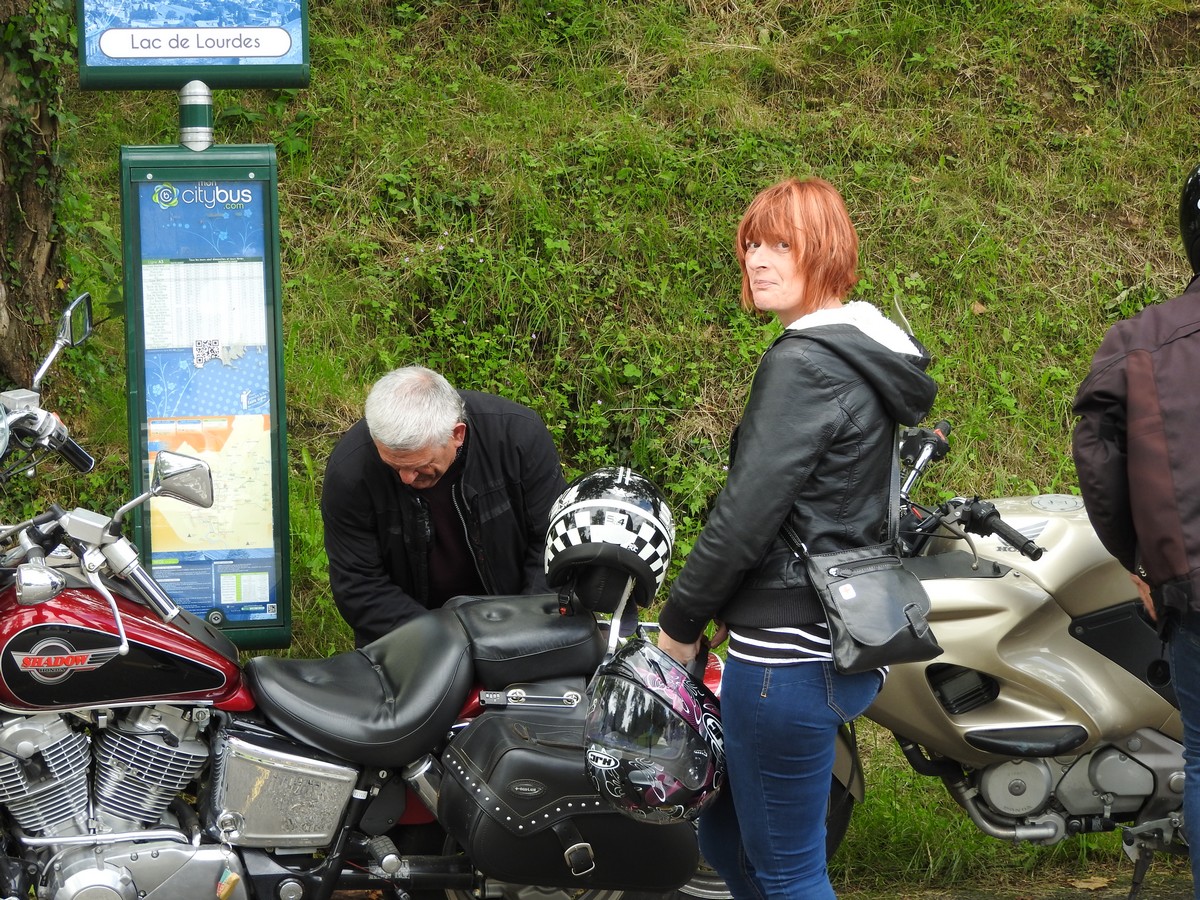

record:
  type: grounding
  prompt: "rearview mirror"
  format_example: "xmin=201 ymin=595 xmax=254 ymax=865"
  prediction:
xmin=59 ymin=293 xmax=94 ymax=348
xmin=31 ymin=293 xmax=94 ymax=392
xmin=151 ymin=451 xmax=214 ymax=509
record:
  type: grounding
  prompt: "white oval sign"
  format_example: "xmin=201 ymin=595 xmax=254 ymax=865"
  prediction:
xmin=98 ymin=27 xmax=292 ymax=60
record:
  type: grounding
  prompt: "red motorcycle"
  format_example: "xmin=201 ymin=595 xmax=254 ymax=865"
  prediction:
xmin=0 ymin=295 xmax=727 ymax=900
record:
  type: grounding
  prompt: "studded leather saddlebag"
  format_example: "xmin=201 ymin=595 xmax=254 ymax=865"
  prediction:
xmin=437 ymin=702 xmax=699 ymax=891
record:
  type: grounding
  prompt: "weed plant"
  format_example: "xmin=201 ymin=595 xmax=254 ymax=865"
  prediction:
xmin=49 ymin=0 xmax=1200 ymax=890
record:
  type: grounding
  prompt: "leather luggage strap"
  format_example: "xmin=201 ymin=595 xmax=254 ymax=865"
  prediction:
xmin=551 ymin=820 xmax=596 ymax=876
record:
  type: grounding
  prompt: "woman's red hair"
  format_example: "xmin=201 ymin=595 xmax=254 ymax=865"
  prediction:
xmin=734 ymin=177 xmax=859 ymax=314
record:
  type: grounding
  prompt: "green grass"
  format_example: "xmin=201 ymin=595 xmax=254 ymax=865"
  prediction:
xmin=45 ymin=0 xmax=1200 ymax=890
xmin=59 ymin=0 xmax=1200 ymax=643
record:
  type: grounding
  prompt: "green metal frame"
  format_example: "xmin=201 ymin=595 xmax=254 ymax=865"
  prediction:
xmin=121 ymin=144 xmax=291 ymax=649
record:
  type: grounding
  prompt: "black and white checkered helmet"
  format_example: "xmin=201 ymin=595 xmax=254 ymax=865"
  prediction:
xmin=544 ymin=467 xmax=675 ymax=612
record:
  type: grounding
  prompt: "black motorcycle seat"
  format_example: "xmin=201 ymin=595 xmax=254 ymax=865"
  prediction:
xmin=243 ymin=610 xmax=474 ymax=768
xmin=445 ymin=593 xmax=605 ymax=689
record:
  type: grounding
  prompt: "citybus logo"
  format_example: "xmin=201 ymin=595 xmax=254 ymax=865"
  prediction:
xmin=152 ymin=182 xmax=179 ymax=209
xmin=152 ymin=182 xmax=254 ymax=211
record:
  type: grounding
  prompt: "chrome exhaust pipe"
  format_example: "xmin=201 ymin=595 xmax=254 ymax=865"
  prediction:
xmin=945 ymin=779 xmax=1060 ymax=842
xmin=402 ymin=754 xmax=444 ymax=813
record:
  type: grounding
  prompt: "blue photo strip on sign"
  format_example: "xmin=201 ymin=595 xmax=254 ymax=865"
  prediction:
xmin=78 ymin=0 xmax=309 ymax=89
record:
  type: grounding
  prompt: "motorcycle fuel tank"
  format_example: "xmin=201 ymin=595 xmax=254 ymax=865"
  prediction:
xmin=964 ymin=494 xmax=1134 ymax=618
xmin=0 ymin=584 xmax=242 ymax=712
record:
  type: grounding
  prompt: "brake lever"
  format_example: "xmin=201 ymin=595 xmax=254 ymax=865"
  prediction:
xmin=81 ymin=553 xmax=129 ymax=657
xmin=938 ymin=505 xmax=981 ymax=570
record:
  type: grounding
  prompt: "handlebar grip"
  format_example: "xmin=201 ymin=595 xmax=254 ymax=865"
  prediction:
xmin=57 ymin=438 xmax=95 ymax=473
xmin=933 ymin=420 xmax=952 ymax=439
xmin=986 ymin=513 xmax=1045 ymax=561
xmin=31 ymin=507 xmax=62 ymax=527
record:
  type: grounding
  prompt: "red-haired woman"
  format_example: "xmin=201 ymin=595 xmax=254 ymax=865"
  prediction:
xmin=657 ymin=177 xmax=938 ymax=899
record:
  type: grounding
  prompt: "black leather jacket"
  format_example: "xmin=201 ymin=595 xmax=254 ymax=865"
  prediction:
xmin=321 ymin=391 xmax=566 ymax=647
xmin=660 ymin=316 xmax=938 ymax=644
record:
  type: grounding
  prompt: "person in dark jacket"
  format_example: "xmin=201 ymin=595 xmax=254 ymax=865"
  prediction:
xmin=1073 ymin=163 xmax=1200 ymax=900
xmin=656 ymin=177 xmax=938 ymax=899
xmin=321 ymin=367 xmax=566 ymax=647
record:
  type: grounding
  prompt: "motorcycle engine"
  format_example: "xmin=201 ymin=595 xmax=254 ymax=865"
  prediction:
xmin=0 ymin=706 xmax=238 ymax=900
xmin=979 ymin=758 xmax=1055 ymax=817
xmin=0 ymin=706 xmax=207 ymax=837
xmin=41 ymin=840 xmax=246 ymax=900
xmin=0 ymin=713 xmax=91 ymax=836
xmin=976 ymin=738 xmax=1168 ymax=849
xmin=91 ymin=706 xmax=209 ymax=832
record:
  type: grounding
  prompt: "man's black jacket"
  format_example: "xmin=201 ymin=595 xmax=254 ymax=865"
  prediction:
xmin=321 ymin=391 xmax=566 ymax=647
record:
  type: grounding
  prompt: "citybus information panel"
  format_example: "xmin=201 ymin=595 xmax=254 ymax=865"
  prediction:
xmin=121 ymin=145 xmax=290 ymax=648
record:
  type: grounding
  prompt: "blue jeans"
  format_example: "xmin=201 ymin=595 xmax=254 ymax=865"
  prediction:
xmin=1171 ymin=622 xmax=1200 ymax=900
xmin=698 ymin=657 xmax=881 ymax=900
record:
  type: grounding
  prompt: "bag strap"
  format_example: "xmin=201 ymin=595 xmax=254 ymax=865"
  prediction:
xmin=781 ymin=426 xmax=901 ymax=561
xmin=886 ymin=424 xmax=900 ymax=544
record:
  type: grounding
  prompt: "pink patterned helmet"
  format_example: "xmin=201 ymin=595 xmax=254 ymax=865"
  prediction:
xmin=584 ymin=638 xmax=724 ymax=824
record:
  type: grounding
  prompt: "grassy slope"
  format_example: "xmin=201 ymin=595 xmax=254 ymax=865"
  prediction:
xmin=58 ymin=0 xmax=1200 ymax=888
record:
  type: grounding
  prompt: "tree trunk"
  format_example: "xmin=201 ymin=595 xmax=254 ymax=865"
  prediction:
xmin=0 ymin=0 xmax=68 ymax=387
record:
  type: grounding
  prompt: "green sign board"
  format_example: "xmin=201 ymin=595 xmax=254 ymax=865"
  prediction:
xmin=78 ymin=0 xmax=309 ymax=90
xmin=121 ymin=144 xmax=290 ymax=648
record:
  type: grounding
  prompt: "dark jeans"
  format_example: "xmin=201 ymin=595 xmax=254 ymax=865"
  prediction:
xmin=1171 ymin=621 xmax=1200 ymax=900
xmin=698 ymin=657 xmax=881 ymax=899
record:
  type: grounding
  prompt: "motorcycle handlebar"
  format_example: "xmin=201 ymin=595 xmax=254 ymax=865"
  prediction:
xmin=900 ymin=420 xmax=952 ymax=499
xmin=901 ymin=420 xmax=952 ymax=465
xmin=901 ymin=421 xmax=1048 ymax=563
xmin=6 ymin=408 xmax=94 ymax=473
xmin=57 ymin=437 xmax=95 ymax=473
xmin=962 ymin=499 xmax=1045 ymax=561
xmin=14 ymin=507 xmax=66 ymax=564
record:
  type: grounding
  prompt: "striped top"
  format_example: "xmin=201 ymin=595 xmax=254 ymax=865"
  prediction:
xmin=727 ymin=623 xmax=834 ymax=665
xmin=728 ymin=623 xmax=888 ymax=681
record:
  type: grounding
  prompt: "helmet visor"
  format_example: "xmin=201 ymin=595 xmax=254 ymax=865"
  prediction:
xmin=586 ymin=674 xmax=711 ymax=790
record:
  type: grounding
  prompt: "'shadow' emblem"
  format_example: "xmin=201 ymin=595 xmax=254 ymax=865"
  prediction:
xmin=12 ymin=639 xmax=121 ymax=684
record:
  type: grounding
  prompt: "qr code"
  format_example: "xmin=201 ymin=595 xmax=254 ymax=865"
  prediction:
xmin=192 ymin=339 xmax=221 ymax=368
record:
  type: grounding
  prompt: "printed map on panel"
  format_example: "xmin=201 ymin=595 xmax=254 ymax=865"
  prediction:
xmin=148 ymin=415 xmax=273 ymax=552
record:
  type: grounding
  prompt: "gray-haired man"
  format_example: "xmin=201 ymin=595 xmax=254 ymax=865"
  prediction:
xmin=322 ymin=367 xmax=566 ymax=647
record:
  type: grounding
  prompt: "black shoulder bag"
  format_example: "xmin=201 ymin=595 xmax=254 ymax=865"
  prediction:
xmin=782 ymin=432 xmax=943 ymax=674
